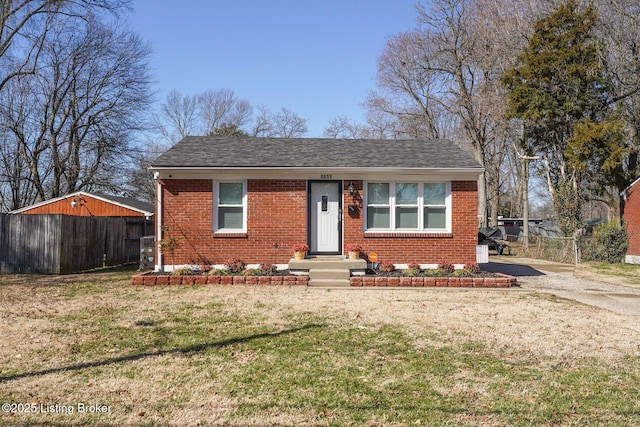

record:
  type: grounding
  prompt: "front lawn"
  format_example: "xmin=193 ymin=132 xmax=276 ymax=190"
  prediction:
xmin=0 ymin=272 xmax=638 ymax=426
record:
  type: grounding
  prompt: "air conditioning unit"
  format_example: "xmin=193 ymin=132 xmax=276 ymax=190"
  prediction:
xmin=139 ymin=235 xmax=155 ymax=270
xmin=476 ymin=245 xmax=489 ymax=264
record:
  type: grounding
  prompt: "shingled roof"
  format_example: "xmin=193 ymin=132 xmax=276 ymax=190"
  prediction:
xmin=150 ymin=137 xmax=482 ymax=170
xmin=92 ymin=193 xmax=154 ymax=215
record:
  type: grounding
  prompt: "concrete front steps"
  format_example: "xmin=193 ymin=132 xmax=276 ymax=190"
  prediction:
xmin=288 ymin=258 xmax=367 ymax=287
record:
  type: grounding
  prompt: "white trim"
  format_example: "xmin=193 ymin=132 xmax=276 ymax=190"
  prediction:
xmin=155 ymin=173 xmax=163 ymax=272
xmin=9 ymin=190 xmax=154 ymax=217
xmin=621 ymin=176 xmax=640 ymax=197
xmin=150 ymin=166 xmax=483 ymax=173
xmin=625 ymin=255 xmax=640 ymax=264
xmin=161 ymin=263 xmax=289 ymax=272
xmin=212 ymin=180 xmax=247 ymax=233
xmin=363 ymin=181 xmax=452 ymax=233
xmin=151 ymin=167 xmax=483 ymax=182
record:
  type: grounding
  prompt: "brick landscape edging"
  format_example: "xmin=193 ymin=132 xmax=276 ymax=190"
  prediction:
xmin=131 ymin=271 xmax=309 ymax=286
xmin=350 ymin=273 xmax=516 ymax=288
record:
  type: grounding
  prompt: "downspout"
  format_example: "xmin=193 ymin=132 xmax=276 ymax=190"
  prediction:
xmin=155 ymin=172 xmax=163 ymax=272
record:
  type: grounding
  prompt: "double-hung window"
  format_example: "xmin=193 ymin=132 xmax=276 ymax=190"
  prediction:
xmin=214 ymin=181 xmax=246 ymax=232
xmin=365 ymin=182 xmax=450 ymax=232
xmin=424 ymin=183 xmax=447 ymax=229
xmin=366 ymin=183 xmax=391 ymax=229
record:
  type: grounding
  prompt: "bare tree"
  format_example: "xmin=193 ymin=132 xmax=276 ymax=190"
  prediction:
xmin=271 ymin=107 xmax=308 ymax=138
xmin=251 ymin=104 xmax=273 ymax=137
xmin=251 ymin=106 xmax=308 ymax=138
xmin=198 ymin=88 xmax=252 ymax=135
xmin=0 ymin=0 xmax=130 ymax=92
xmin=0 ymin=17 xmax=152 ymax=206
xmin=370 ymin=0 xmax=512 ymax=226
xmin=323 ymin=115 xmax=369 ymax=139
xmin=153 ymin=90 xmax=199 ymax=145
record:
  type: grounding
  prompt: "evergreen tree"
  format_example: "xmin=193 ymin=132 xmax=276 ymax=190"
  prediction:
xmin=501 ymin=0 xmax=626 ymax=234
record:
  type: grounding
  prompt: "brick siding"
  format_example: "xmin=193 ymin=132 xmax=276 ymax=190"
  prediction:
xmin=624 ymin=184 xmax=640 ymax=257
xmin=344 ymin=180 xmax=478 ymax=265
xmin=159 ymin=178 xmax=478 ymax=266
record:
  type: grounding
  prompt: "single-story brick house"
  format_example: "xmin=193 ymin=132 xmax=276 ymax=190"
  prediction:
xmin=622 ymin=178 xmax=640 ymax=263
xmin=149 ymin=137 xmax=483 ymax=271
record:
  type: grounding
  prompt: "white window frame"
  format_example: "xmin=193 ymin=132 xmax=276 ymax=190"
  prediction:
xmin=394 ymin=182 xmax=419 ymax=230
xmin=213 ymin=180 xmax=247 ymax=233
xmin=364 ymin=181 xmax=451 ymax=233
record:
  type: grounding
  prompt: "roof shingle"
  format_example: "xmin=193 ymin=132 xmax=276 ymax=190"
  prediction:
xmin=150 ymin=137 xmax=482 ymax=169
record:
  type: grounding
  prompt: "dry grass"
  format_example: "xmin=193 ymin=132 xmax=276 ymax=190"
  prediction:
xmin=0 ymin=271 xmax=639 ymax=426
xmin=575 ymin=261 xmax=640 ymax=287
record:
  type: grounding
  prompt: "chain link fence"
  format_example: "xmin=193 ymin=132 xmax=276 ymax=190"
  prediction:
xmin=520 ymin=235 xmax=578 ymax=264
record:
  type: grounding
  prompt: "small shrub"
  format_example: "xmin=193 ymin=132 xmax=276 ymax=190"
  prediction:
xmin=403 ymin=261 xmax=421 ymax=277
xmin=208 ymin=269 xmax=230 ymax=276
xmin=402 ymin=267 xmax=420 ymax=277
xmin=463 ymin=262 xmax=480 ymax=274
xmin=424 ymin=268 xmax=447 ymax=277
xmin=224 ymin=258 xmax=246 ymax=274
xmin=172 ymin=267 xmax=195 ymax=276
xmin=437 ymin=260 xmax=455 ymax=274
xmin=453 ymin=269 xmax=474 ymax=277
xmin=242 ymin=268 xmax=260 ymax=276
xmin=378 ymin=261 xmax=395 ymax=272
xmin=259 ymin=263 xmax=278 ymax=275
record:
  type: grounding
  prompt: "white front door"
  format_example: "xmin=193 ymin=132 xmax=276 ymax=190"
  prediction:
xmin=309 ymin=181 xmax=341 ymax=254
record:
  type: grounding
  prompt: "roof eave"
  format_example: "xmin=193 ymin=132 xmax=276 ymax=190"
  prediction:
xmin=149 ymin=165 xmax=484 ymax=174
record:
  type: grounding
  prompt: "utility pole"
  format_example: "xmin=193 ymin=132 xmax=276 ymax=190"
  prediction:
xmin=516 ymin=123 xmax=540 ymax=252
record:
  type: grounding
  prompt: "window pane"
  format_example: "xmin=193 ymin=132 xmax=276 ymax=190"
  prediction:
xmin=424 ymin=207 xmax=446 ymax=229
xmin=218 ymin=207 xmax=243 ymax=229
xmin=219 ymin=183 xmax=243 ymax=205
xmin=396 ymin=183 xmax=417 ymax=204
xmin=367 ymin=183 xmax=389 ymax=205
xmin=396 ymin=207 xmax=418 ymax=228
xmin=367 ymin=207 xmax=390 ymax=228
xmin=424 ymin=183 xmax=446 ymax=205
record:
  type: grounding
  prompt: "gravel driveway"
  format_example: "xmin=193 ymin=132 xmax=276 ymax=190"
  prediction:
xmin=485 ymin=257 xmax=640 ymax=316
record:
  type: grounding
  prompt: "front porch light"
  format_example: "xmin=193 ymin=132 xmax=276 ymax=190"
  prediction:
xmin=348 ymin=182 xmax=355 ymax=196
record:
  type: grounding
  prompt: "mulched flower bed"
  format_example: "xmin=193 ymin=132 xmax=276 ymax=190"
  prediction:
xmin=350 ymin=273 xmax=516 ymax=288
xmin=132 ymin=271 xmax=308 ymax=286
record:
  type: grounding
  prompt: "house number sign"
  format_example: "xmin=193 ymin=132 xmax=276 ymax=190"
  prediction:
xmin=320 ymin=174 xmax=332 ymax=179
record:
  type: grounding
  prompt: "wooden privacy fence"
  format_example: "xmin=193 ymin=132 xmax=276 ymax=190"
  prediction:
xmin=0 ymin=214 xmax=151 ymax=274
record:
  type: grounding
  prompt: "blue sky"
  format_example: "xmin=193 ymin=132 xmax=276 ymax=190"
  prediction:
xmin=128 ymin=0 xmax=420 ymax=137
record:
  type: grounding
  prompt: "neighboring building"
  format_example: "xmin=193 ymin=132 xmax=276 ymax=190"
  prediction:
xmin=622 ymin=178 xmax=640 ymax=263
xmin=149 ymin=137 xmax=483 ymax=271
xmin=10 ymin=191 xmax=154 ymax=219
xmin=5 ymin=192 xmax=155 ymax=273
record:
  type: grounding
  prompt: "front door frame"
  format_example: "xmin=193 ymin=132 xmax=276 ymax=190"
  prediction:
xmin=307 ymin=180 xmax=342 ymax=255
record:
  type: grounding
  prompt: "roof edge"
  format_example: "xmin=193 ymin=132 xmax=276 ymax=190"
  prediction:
xmin=9 ymin=191 xmax=154 ymax=216
xmin=149 ymin=166 xmax=484 ymax=173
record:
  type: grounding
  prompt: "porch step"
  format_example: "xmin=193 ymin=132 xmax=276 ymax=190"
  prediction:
xmin=289 ymin=259 xmax=367 ymax=287
xmin=307 ymin=268 xmax=351 ymax=287
xmin=310 ymin=268 xmax=351 ymax=280
xmin=289 ymin=259 xmax=367 ymax=270
xmin=308 ymin=278 xmax=351 ymax=287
